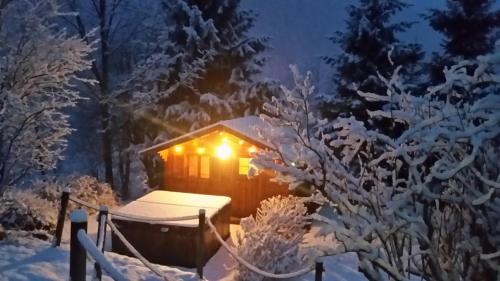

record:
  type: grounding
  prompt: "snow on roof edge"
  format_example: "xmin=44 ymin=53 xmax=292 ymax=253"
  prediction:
xmin=140 ymin=116 xmax=273 ymax=154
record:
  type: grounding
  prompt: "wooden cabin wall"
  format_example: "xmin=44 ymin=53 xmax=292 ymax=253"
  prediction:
xmin=162 ymin=149 xmax=288 ymax=218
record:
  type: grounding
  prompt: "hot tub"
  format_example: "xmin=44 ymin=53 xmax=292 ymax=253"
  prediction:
xmin=111 ymin=191 xmax=231 ymax=267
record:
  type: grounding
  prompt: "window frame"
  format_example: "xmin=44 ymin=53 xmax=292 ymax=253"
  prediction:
xmin=186 ymin=154 xmax=211 ymax=179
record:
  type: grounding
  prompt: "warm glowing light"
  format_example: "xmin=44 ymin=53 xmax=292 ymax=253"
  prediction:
xmin=222 ymin=137 xmax=229 ymax=143
xmin=248 ymin=146 xmax=257 ymax=154
xmin=158 ymin=150 xmax=169 ymax=161
xmin=216 ymin=143 xmax=232 ymax=159
xmin=174 ymin=145 xmax=183 ymax=154
xmin=196 ymin=147 xmax=206 ymax=154
xmin=238 ymin=140 xmax=244 ymax=145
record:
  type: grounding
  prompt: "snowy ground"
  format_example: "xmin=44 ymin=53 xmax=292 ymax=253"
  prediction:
xmin=0 ymin=216 xmax=366 ymax=281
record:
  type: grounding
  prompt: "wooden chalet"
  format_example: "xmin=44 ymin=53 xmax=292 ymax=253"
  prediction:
xmin=140 ymin=116 xmax=289 ymax=218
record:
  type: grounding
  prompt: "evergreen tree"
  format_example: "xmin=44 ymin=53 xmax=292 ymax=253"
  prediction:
xmin=128 ymin=0 xmax=269 ymax=187
xmin=322 ymin=0 xmax=423 ymax=135
xmin=427 ymin=0 xmax=500 ymax=83
xmin=133 ymin=0 xmax=268 ymax=136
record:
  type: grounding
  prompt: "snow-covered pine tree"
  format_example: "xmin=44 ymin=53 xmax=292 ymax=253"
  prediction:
xmin=127 ymin=0 xmax=269 ymax=188
xmin=184 ymin=0 xmax=269 ymax=120
xmin=125 ymin=0 xmax=221 ymax=187
xmin=253 ymin=55 xmax=500 ymax=280
xmin=322 ymin=0 xmax=423 ymax=137
xmin=0 ymin=0 xmax=92 ymax=193
xmin=427 ymin=0 xmax=500 ymax=83
xmin=132 ymin=0 xmax=269 ymax=136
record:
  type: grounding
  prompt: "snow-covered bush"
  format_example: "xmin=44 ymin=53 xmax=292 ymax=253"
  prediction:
xmin=34 ymin=175 xmax=118 ymax=215
xmin=0 ymin=189 xmax=57 ymax=239
xmin=0 ymin=175 xmax=117 ymax=239
xmin=253 ymin=56 xmax=500 ymax=281
xmin=233 ymin=195 xmax=309 ymax=281
xmin=66 ymin=176 xmax=118 ymax=213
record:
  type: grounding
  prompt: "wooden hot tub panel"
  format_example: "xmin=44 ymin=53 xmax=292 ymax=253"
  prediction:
xmin=111 ymin=203 xmax=231 ymax=268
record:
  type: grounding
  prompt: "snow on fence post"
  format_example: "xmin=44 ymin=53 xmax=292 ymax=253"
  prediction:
xmin=315 ymin=257 xmax=324 ymax=281
xmin=70 ymin=209 xmax=88 ymax=281
xmin=52 ymin=189 xmax=70 ymax=247
xmin=197 ymin=209 xmax=206 ymax=279
xmin=94 ymin=205 xmax=108 ymax=281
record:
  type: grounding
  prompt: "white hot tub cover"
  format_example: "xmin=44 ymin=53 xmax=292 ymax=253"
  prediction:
xmin=114 ymin=191 xmax=231 ymax=227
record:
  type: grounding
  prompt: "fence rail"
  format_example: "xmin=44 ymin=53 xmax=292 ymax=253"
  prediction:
xmin=53 ymin=191 xmax=325 ymax=281
xmin=76 ymin=227 xmax=127 ymax=281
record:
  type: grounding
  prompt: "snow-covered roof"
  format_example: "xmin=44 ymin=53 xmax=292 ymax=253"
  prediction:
xmin=140 ymin=116 xmax=273 ymax=154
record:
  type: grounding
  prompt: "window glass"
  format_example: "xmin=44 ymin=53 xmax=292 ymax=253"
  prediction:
xmin=188 ymin=155 xmax=199 ymax=177
xmin=172 ymin=154 xmax=184 ymax=177
xmin=239 ymin=158 xmax=250 ymax=175
xmin=200 ymin=156 xmax=210 ymax=179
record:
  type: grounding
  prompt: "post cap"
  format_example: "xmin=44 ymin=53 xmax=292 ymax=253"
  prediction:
xmin=70 ymin=209 xmax=88 ymax=223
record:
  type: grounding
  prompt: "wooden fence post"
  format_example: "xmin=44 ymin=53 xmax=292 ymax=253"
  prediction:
xmin=94 ymin=205 xmax=108 ymax=281
xmin=52 ymin=189 xmax=70 ymax=247
xmin=315 ymin=257 xmax=324 ymax=281
xmin=197 ymin=209 xmax=206 ymax=279
xmin=70 ymin=209 xmax=88 ymax=281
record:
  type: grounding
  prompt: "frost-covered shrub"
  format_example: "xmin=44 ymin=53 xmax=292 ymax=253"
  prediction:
xmin=0 ymin=189 xmax=57 ymax=236
xmin=254 ymin=59 xmax=500 ymax=281
xmin=0 ymin=175 xmax=117 ymax=239
xmin=0 ymin=1 xmax=92 ymax=192
xmin=233 ymin=195 xmax=309 ymax=281
xmin=66 ymin=176 xmax=117 ymax=214
xmin=34 ymin=175 xmax=118 ymax=215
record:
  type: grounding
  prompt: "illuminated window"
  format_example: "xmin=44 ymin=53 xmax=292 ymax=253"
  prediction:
xmin=188 ymin=155 xmax=199 ymax=177
xmin=172 ymin=155 xmax=184 ymax=177
xmin=239 ymin=158 xmax=250 ymax=175
xmin=200 ymin=156 xmax=210 ymax=179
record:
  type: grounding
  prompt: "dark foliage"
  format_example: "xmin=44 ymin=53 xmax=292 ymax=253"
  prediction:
xmin=322 ymin=0 xmax=423 ymax=138
xmin=427 ymin=0 xmax=500 ymax=83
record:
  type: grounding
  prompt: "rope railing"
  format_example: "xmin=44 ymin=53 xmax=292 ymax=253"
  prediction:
xmin=69 ymin=195 xmax=199 ymax=222
xmin=205 ymin=217 xmax=315 ymax=279
xmin=60 ymin=193 xmax=324 ymax=281
xmin=110 ymin=212 xmax=199 ymax=223
xmin=69 ymin=196 xmax=100 ymax=210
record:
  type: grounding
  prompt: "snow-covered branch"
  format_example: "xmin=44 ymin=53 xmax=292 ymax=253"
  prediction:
xmin=254 ymin=46 xmax=500 ymax=280
xmin=0 ymin=0 xmax=92 ymax=191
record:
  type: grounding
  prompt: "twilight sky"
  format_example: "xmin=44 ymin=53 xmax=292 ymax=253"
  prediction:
xmin=243 ymin=0 xmax=444 ymax=89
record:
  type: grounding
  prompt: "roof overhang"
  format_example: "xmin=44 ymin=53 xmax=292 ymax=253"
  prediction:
xmin=140 ymin=122 xmax=273 ymax=155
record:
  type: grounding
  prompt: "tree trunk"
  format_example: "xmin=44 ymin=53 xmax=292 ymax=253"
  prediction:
xmin=100 ymin=104 xmax=113 ymax=187
xmin=99 ymin=0 xmax=114 ymax=188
